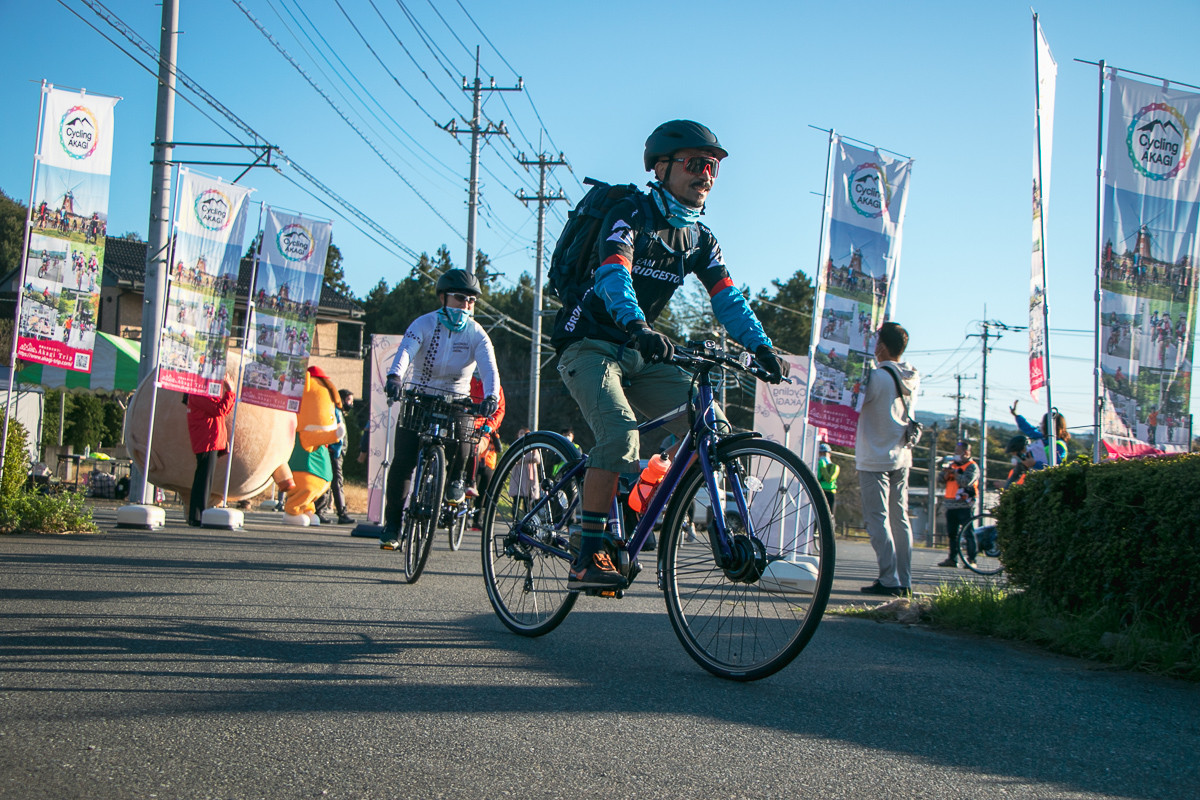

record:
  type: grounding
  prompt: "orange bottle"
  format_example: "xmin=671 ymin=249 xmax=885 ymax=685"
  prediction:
xmin=628 ymin=452 xmax=670 ymax=514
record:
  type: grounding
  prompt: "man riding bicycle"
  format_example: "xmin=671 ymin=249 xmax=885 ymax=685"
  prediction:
xmin=381 ymin=268 xmax=501 ymax=551
xmin=551 ymin=119 xmax=787 ymax=591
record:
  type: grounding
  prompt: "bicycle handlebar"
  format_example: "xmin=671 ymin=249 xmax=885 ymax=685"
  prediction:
xmin=387 ymin=387 xmax=488 ymax=415
xmin=669 ymin=340 xmax=794 ymax=385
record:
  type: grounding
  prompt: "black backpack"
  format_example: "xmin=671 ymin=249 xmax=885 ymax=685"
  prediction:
xmin=548 ymin=178 xmax=650 ymax=305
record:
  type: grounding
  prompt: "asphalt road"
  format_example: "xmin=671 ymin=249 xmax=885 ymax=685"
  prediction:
xmin=1 ymin=507 xmax=1196 ymax=800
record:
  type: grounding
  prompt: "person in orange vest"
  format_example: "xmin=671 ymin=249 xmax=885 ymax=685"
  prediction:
xmin=937 ymin=440 xmax=979 ymax=568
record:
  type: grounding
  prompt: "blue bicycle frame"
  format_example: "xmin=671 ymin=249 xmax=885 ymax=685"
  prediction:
xmin=512 ymin=354 xmax=756 ymax=577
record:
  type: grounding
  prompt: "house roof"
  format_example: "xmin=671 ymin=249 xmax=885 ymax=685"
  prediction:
xmin=101 ymin=236 xmax=363 ymax=319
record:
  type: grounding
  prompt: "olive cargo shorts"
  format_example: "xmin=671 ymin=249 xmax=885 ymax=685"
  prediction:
xmin=557 ymin=338 xmax=726 ymax=473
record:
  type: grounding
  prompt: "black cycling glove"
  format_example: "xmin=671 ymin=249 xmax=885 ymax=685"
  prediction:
xmin=755 ymin=345 xmax=788 ymax=384
xmin=627 ymin=321 xmax=675 ymax=364
xmin=479 ymin=395 xmax=499 ymax=418
xmin=385 ymin=374 xmax=404 ymax=401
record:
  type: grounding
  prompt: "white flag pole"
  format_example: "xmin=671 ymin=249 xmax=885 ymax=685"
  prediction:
xmin=1034 ymin=13 xmax=1057 ymax=465
xmin=1 ymin=81 xmax=50 ymax=474
xmin=1092 ymin=61 xmax=1108 ymax=463
xmin=802 ymin=126 xmax=836 ymax=453
xmin=136 ymin=164 xmax=183 ymax=505
xmin=220 ymin=201 xmax=266 ymax=505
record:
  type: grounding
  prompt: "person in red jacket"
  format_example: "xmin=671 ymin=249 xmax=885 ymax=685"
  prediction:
xmin=183 ymin=377 xmax=236 ymax=527
xmin=468 ymin=374 xmax=505 ymax=498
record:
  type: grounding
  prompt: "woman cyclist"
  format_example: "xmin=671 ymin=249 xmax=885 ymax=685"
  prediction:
xmin=380 ymin=268 xmax=501 ymax=550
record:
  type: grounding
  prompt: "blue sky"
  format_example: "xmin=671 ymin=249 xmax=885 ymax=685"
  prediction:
xmin=4 ymin=0 xmax=1200 ymax=437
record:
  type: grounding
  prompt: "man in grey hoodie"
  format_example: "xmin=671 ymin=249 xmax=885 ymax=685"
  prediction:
xmin=856 ymin=322 xmax=920 ymax=597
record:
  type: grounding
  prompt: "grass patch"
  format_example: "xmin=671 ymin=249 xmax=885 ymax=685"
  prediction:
xmin=909 ymin=580 xmax=1199 ymax=682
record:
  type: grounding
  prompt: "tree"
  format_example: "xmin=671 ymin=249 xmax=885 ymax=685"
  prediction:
xmin=324 ymin=241 xmax=353 ymax=298
xmin=118 ymin=231 xmax=144 ymax=242
xmin=750 ymin=269 xmax=814 ymax=355
xmin=0 ymin=189 xmax=28 ymax=278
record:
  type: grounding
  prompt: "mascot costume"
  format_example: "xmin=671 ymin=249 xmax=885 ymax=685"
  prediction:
xmin=281 ymin=366 xmax=345 ymax=526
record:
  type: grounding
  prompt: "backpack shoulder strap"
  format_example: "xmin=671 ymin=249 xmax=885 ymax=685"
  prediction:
xmin=880 ymin=363 xmax=912 ymax=422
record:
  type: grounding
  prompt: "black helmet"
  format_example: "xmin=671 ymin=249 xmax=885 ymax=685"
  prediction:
xmin=435 ymin=268 xmax=481 ymax=297
xmin=644 ymin=120 xmax=728 ymax=171
xmin=1005 ymin=434 xmax=1030 ymax=454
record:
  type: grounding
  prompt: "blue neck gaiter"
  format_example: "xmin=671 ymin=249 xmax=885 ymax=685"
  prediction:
xmin=439 ymin=306 xmax=472 ymax=332
xmin=650 ymin=182 xmax=702 ymax=228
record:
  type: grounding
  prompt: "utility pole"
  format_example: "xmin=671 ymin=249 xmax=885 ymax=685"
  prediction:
xmin=967 ymin=320 xmax=1015 ymax=515
xmin=131 ymin=0 xmax=178 ymax=503
xmin=441 ymin=47 xmax=521 ymax=275
xmin=515 ymin=152 xmax=566 ymax=430
xmin=948 ymin=373 xmax=976 ymax=440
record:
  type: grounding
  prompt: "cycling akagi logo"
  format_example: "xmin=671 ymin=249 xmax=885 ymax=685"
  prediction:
xmin=848 ymin=162 xmax=890 ymax=218
xmin=194 ymin=189 xmax=232 ymax=231
xmin=58 ymin=105 xmax=99 ymax=160
xmin=277 ymin=223 xmax=314 ymax=262
xmin=1127 ymin=102 xmax=1192 ymax=181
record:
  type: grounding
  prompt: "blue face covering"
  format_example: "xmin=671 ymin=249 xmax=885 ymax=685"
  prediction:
xmin=438 ymin=305 xmax=472 ymax=332
xmin=650 ymin=181 xmax=703 ymax=228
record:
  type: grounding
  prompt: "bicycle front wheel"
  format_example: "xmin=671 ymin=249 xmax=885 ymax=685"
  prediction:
xmin=660 ymin=438 xmax=834 ymax=681
xmin=448 ymin=508 xmax=468 ymax=551
xmin=480 ymin=432 xmax=579 ymax=636
xmin=960 ymin=511 xmax=1002 ymax=576
xmin=403 ymin=445 xmax=445 ymax=584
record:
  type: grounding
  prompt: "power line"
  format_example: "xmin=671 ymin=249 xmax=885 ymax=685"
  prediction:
xmin=230 ymin=0 xmax=464 ymax=239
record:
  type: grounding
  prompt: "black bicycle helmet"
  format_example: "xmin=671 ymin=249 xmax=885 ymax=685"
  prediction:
xmin=435 ymin=268 xmax=481 ymax=297
xmin=643 ymin=120 xmax=728 ymax=171
xmin=1005 ymin=434 xmax=1030 ymax=454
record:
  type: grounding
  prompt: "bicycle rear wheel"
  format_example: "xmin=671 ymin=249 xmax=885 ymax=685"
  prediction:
xmin=480 ymin=432 xmax=579 ymax=636
xmin=660 ymin=438 xmax=834 ymax=681
xmin=403 ymin=445 xmax=444 ymax=584
xmin=959 ymin=511 xmax=1002 ymax=576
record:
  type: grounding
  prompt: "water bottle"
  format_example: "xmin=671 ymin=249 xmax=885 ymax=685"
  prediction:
xmin=628 ymin=452 xmax=670 ymax=515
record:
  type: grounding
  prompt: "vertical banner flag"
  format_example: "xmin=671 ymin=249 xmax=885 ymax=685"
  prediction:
xmin=808 ymin=137 xmax=913 ymax=447
xmin=1099 ymin=76 xmax=1200 ymax=456
xmin=242 ymin=207 xmax=331 ymax=411
xmin=17 ymin=86 xmax=119 ymax=372
xmin=1029 ymin=16 xmax=1057 ymax=399
xmin=754 ymin=353 xmax=814 ymax=458
xmin=366 ymin=333 xmax=402 ymax=523
xmin=159 ymin=168 xmax=253 ymax=396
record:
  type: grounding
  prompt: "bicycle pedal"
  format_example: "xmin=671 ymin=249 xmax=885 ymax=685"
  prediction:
xmin=585 ymin=588 xmax=624 ymax=599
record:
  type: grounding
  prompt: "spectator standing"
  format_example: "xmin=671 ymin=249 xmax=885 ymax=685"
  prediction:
xmin=855 ymin=322 xmax=920 ymax=597
xmin=816 ymin=442 xmax=839 ymax=515
xmin=936 ymin=440 xmax=979 ymax=568
xmin=1009 ymin=400 xmax=1069 ymax=467
xmin=184 ymin=378 xmax=236 ymax=527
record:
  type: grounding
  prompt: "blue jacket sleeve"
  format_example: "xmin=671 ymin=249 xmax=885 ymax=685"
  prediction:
xmin=594 ymin=261 xmax=643 ymax=330
xmin=1014 ymin=413 xmax=1044 ymax=442
xmin=710 ymin=285 xmax=772 ymax=352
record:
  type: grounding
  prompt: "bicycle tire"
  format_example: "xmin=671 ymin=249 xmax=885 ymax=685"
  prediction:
xmin=449 ymin=508 xmax=468 ymax=551
xmin=959 ymin=511 xmax=1003 ymax=576
xmin=403 ymin=444 xmax=444 ymax=584
xmin=660 ymin=438 xmax=834 ymax=681
xmin=480 ymin=432 xmax=579 ymax=636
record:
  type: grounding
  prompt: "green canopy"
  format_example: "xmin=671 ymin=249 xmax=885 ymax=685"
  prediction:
xmin=17 ymin=332 xmax=141 ymax=394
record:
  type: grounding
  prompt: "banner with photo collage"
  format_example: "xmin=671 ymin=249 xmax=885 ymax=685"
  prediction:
xmin=1029 ymin=16 xmax=1056 ymax=400
xmin=1099 ymin=76 xmax=1200 ymax=456
xmin=807 ymin=138 xmax=912 ymax=448
xmin=242 ymin=207 xmax=331 ymax=412
xmin=17 ymin=85 xmax=119 ymax=372
xmin=158 ymin=168 xmax=253 ymax=396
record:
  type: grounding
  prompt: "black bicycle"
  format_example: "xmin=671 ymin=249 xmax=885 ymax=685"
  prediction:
xmin=396 ymin=390 xmax=485 ymax=583
xmin=478 ymin=342 xmax=835 ymax=681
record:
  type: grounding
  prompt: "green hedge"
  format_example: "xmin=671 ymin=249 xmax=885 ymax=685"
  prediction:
xmin=997 ymin=454 xmax=1200 ymax=631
